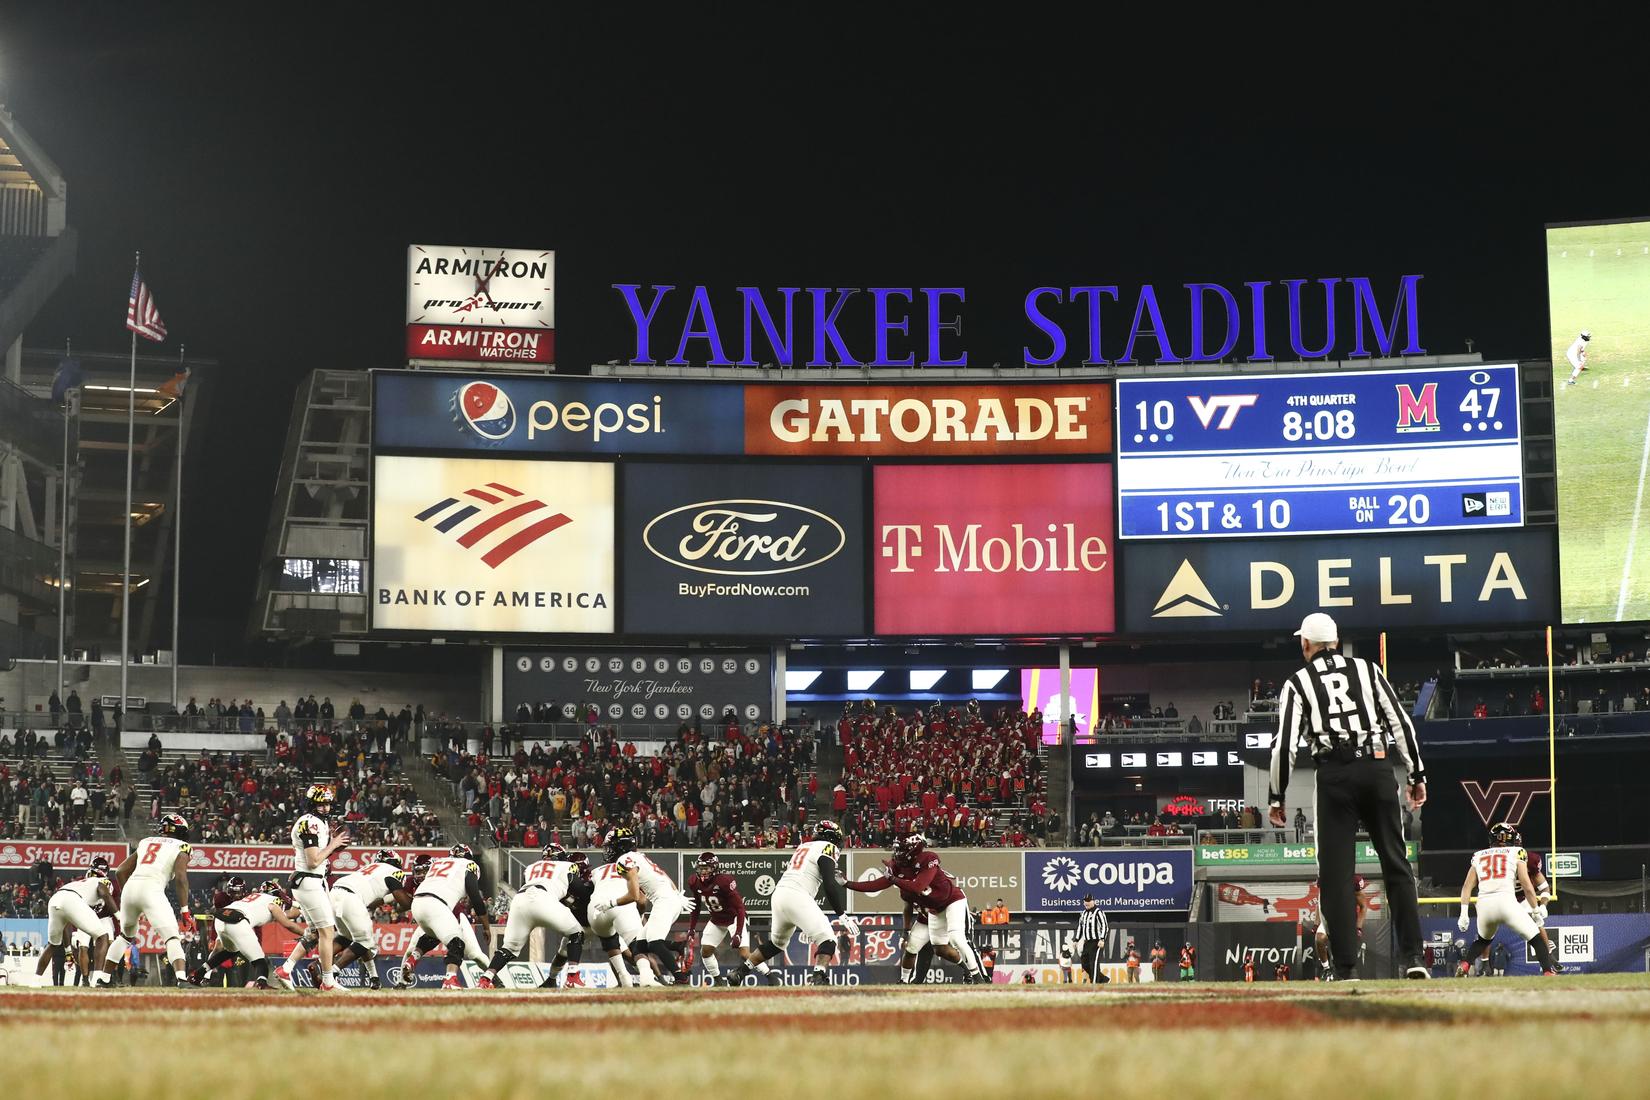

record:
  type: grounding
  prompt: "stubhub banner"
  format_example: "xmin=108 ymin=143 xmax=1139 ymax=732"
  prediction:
xmin=1023 ymin=849 xmax=1193 ymax=912
xmin=373 ymin=371 xmax=744 ymax=455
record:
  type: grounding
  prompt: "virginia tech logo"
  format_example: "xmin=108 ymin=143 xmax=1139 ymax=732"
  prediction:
xmin=1187 ymin=394 xmax=1258 ymax=429
xmin=414 ymin=483 xmax=570 ymax=569
xmin=1152 ymin=560 xmax=1222 ymax=617
xmin=1460 ymin=778 xmax=1550 ymax=827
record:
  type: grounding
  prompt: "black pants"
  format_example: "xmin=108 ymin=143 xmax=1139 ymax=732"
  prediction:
xmin=1078 ymin=942 xmax=1102 ymax=982
xmin=1315 ymin=755 xmax=1422 ymax=973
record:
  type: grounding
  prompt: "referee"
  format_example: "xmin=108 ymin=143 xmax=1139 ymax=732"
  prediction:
xmin=1267 ymin=612 xmax=1429 ymax=980
xmin=1074 ymin=894 xmax=1110 ymax=984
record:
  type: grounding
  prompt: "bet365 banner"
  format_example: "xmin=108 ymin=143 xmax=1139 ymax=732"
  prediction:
xmin=1022 ymin=849 xmax=1193 ymax=912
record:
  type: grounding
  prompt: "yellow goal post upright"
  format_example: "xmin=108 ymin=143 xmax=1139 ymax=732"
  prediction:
xmin=1401 ymin=625 xmax=1558 ymax=907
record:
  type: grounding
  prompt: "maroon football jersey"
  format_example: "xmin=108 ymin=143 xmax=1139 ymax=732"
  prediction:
xmin=893 ymin=850 xmax=965 ymax=913
xmin=687 ymin=872 xmax=747 ymax=928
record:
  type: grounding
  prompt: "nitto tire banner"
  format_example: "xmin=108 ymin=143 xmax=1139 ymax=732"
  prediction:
xmin=1119 ymin=527 xmax=1557 ymax=635
xmin=744 ymin=382 xmax=1112 ymax=457
xmin=504 ymin=649 xmax=771 ymax=726
xmin=873 ymin=463 xmax=1115 ymax=636
xmin=1022 ymin=849 xmax=1192 ymax=912
xmin=621 ymin=462 xmax=867 ymax=636
xmin=845 ymin=849 xmax=1024 ymax=914
xmin=1194 ymin=922 xmax=1301 ymax=981
xmin=372 ymin=455 xmax=614 ymax=634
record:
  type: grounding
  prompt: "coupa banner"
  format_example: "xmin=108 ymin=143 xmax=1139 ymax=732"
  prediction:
xmin=373 ymin=371 xmax=744 ymax=455
xmin=1022 ymin=849 xmax=1193 ymax=912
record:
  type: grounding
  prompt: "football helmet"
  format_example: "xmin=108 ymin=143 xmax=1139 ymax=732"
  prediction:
xmin=694 ymin=851 xmax=720 ymax=876
xmin=449 ymin=843 xmax=475 ymax=861
xmin=221 ymin=874 xmax=249 ymax=900
xmin=305 ymin=783 xmax=335 ymax=809
xmin=158 ymin=812 xmax=190 ymax=839
xmin=1489 ymin=822 xmax=1522 ymax=847
xmin=814 ymin=820 xmax=844 ymax=847
xmin=409 ymin=855 xmax=433 ymax=881
xmin=894 ymin=833 xmax=927 ymax=860
xmin=374 ymin=849 xmax=403 ymax=869
xmin=604 ymin=828 xmax=637 ymax=863
xmin=258 ymin=878 xmax=286 ymax=897
xmin=565 ymin=852 xmax=591 ymax=877
xmin=88 ymin=856 xmax=111 ymax=877
xmin=542 ymin=842 xmax=568 ymax=861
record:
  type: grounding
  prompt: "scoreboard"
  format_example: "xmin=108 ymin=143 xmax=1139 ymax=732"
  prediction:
xmin=1115 ymin=364 xmax=1523 ymax=539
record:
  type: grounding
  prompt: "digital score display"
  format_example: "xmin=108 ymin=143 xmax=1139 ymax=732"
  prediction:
xmin=1116 ymin=364 xmax=1524 ymax=539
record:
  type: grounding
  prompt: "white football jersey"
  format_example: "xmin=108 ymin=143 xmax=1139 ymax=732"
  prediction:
xmin=590 ymin=861 xmax=637 ymax=906
xmin=128 ymin=835 xmax=191 ymax=884
xmin=777 ymin=839 xmax=838 ymax=898
xmin=290 ymin=813 xmax=332 ymax=875
xmin=56 ymin=873 xmax=111 ymax=906
xmin=521 ymin=859 xmax=575 ymax=902
xmin=225 ymin=891 xmax=283 ymax=929
xmin=616 ymin=850 xmax=678 ymax=902
xmin=1472 ymin=845 xmax=1527 ymax=898
xmin=1567 ymin=335 xmax=1588 ymax=368
xmin=332 ymin=861 xmax=408 ymax=906
xmin=414 ymin=856 xmax=477 ymax=908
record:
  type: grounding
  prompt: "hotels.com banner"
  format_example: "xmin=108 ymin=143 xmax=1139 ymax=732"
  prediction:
xmin=743 ymin=382 xmax=1111 ymax=456
xmin=873 ymin=463 xmax=1115 ymax=635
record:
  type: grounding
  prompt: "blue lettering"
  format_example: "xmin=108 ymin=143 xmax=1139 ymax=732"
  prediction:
xmin=613 ymin=284 xmax=674 ymax=365
xmin=1072 ymin=286 xmax=1119 ymax=366
xmin=1118 ymin=285 xmax=1183 ymax=364
xmin=1022 ymin=287 xmax=1064 ymax=366
xmin=1348 ymin=274 xmax=1424 ymax=357
xmin=1186 ymin=282 xmax=1240 ymax=362
xmin=807 ymin=288 xmax=861 ymax=367
xmin=669 ymin=285 xmax=732 ymax=366
xmin=870 ymin=287 xmax=915 ymax=367
xmin=737 ymin=286 xmax=797 ymax=367
xmin=921 ymin=287 xmax=966 ymax=367
xmin=1285 ymin=277 xmax=1340 ymax=358
xmin=1245 ymin=281 xmax=1272 ymax=361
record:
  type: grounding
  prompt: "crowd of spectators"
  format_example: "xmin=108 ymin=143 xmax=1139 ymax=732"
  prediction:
xmin=0 ymin=756 xmax=133 ymax=842
xmin=831 ymin=701 xmax=1049 ymax=848
xmin=1079 ymin=805 xmax=1268 ymax=845
xmin=140 ymin=728 xmax=440 ymax=847
xmin=431 ymin=720 xmax=817 ymax=851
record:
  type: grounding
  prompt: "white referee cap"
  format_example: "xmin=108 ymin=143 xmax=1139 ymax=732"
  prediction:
xmin=1294 ymin=612 xmax=1339 ymax=643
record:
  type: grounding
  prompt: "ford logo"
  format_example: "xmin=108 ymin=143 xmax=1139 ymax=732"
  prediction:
xmin=643 ymin=499 xmax=845 ymax=576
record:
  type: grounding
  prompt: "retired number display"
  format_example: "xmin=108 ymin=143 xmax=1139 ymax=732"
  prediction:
xmin=1115 ymin=364 xmax=1524 ymax=539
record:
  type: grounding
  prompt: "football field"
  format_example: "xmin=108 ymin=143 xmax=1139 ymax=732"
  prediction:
xmin=1548 ymin=222 xmax=1650 ymax=623
xmin=2 ymin=976 xmax=1647 ymax=1100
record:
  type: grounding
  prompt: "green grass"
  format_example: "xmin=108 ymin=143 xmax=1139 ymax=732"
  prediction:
xmin=1548 ymin=222 xmax=1650 ymax=623
xmin=2 ymin=975 xmax=1648 ymax=1100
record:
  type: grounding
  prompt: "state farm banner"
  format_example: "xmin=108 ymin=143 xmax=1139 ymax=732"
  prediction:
xmin=845 ymin=849 xmax=1024 ymax=913
xmin=372 ymin=455 xmax=614 ymax=634
xmin=406 ymin=245 xmax=555 ymax=365
xmin=183 ymin=844 xmax=448 ymax=876
xmin=0 ymin=840 xmax=127 ymax=871
xmin=620 ymin=462 xmax=866 ymax=636
xmin=504 ymin=649 xmax=771 ymax=724
xmin=1022 ymin=849 xmax=1193 ymax=912
xmin=744 ymin=382 xmax=1111 ymax=456
xmin=873 ymin=463 xmax=1115 ymax=635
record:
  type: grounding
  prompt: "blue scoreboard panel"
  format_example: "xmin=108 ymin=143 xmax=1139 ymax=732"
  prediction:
xmin=1116 ymin=364 xmax=1523 ymax=539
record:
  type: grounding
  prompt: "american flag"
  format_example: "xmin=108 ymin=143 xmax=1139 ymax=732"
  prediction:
xmin=126 ymin=268 xmax=167 ymax=342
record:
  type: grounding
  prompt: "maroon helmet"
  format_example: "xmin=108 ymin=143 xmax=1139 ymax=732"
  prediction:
xmin=694 ymin=851 xmax=720 ymax=876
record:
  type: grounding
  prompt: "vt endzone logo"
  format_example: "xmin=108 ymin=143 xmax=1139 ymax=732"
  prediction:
xmin=1460 ymin=778 xmax=1550 ymax=827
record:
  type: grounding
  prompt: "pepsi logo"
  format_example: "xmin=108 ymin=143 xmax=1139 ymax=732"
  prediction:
xmin=452 ymin=381 xmax=517 ymax=441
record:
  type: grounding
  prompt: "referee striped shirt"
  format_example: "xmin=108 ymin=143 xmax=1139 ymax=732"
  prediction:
xmin=1076 ymin=905 xmax=1107 ymax=944
xmin=1266 ymin=649 xmax=1425 ymax=807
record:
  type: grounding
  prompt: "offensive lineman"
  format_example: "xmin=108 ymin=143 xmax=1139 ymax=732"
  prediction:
xmin=282 ymin=849 xmax=415 ymax=989
xmin=589 ymin=835 xmax=651 ymax=987
xmin=605 ymin=828 xmax=694 ymax=985
xmin=734 ymin=820 xmax=856 ymax=986
xmin=684 ymin=851 xmax=773 ymax=985
xmin=477 ymin=843 xmax=586 ymax=989
xmin=1455 ymin=822 xmax=1559 ymax=976
xmin=38 ymin=856 xmax=117 ymax=986
xmin=407 ymin=843 xmax=493 ymax=989
xmin=101 ymin=812 xmax=195 ymax=987
xmin=281 ymin=783 xmax=353 ymax=991
xmin=197 ymin=877 xmax=306 ymax=988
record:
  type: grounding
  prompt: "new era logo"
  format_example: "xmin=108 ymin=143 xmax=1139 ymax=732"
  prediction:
xmin=414 ymin=482 xmax=570 ymax=568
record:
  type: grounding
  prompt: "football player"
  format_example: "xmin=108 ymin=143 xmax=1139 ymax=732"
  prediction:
xmin=1312 ymin=874 xmax=1369 ymax=977
xmin=734 ymin=820 xmax=855 ymax=986
xmin=1455 ymin=822 xmax=1558 ymax=976
xmin=1564 ymin=329 xmax=1591 ymax=386
xmin=538 ymin=851 xmax=593 ymax=989
xmin=604 ymin=828 xmax=694 ymax=986
xmin=198 ymin=877 xmax=306 ymax=988
xmin=844 ymin=834 xmax=985 ymax=982
xmin=38 ymin=856 xmax=117 ymax=986
xmin=282 ymin=783 xmax=353 ymax=991
xmin=407 ymin=843 xmax=493 ymax=989
xmin=322 ymin=849 xmax=417 ymax=989
xmin=589 ymin=838 xmax=651 ymax=988
xmin=684 ymin=851 xmax=772 ymax=985
xmin=1510 ymin=836 xmax=1562 ymax=971
xmin=100 ymin=812 xmax=196 ymax=987
xmin=478 ymin=842 xmax=586 ymax=989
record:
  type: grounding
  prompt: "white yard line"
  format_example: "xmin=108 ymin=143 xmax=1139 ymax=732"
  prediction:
xmin=1615 ymin=399 xmax=1650 ymax=620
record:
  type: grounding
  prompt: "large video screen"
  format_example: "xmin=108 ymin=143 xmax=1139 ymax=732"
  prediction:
xmin=371 ymin=455 xmax=614 ymax=633
xmin=1548 ymin=220 xmax=1650 ymax=623
xmin=1019 ymin=667 xmax=1099 ymax=743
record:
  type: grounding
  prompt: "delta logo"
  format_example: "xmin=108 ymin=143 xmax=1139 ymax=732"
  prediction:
xmin=451 ymin=381 xmax=517 ymax=442
xmin=413 ymin=482 xmax=571 ymax=569
xmin=1152 ymin=560 xmax=1223 ymax=618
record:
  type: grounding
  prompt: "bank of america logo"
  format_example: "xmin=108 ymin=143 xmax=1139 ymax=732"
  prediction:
xmin=1152 ymin=559 xmax=1222 ymax=618
xmin=414 ymin=483 xmax=570 ymax=569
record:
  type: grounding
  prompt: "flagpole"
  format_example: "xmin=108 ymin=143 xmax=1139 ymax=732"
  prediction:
xmin=171 ymin=344 xmax=185 ymax=709
xmin=56 ymin=338 xmax=71 ymax=711
xmin=121 ymin=251 xmax=138 ymax=731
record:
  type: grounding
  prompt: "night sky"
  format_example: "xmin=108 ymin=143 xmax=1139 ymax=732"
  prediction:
xmin=0 ymin=8 xmax=1638 ymax=657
